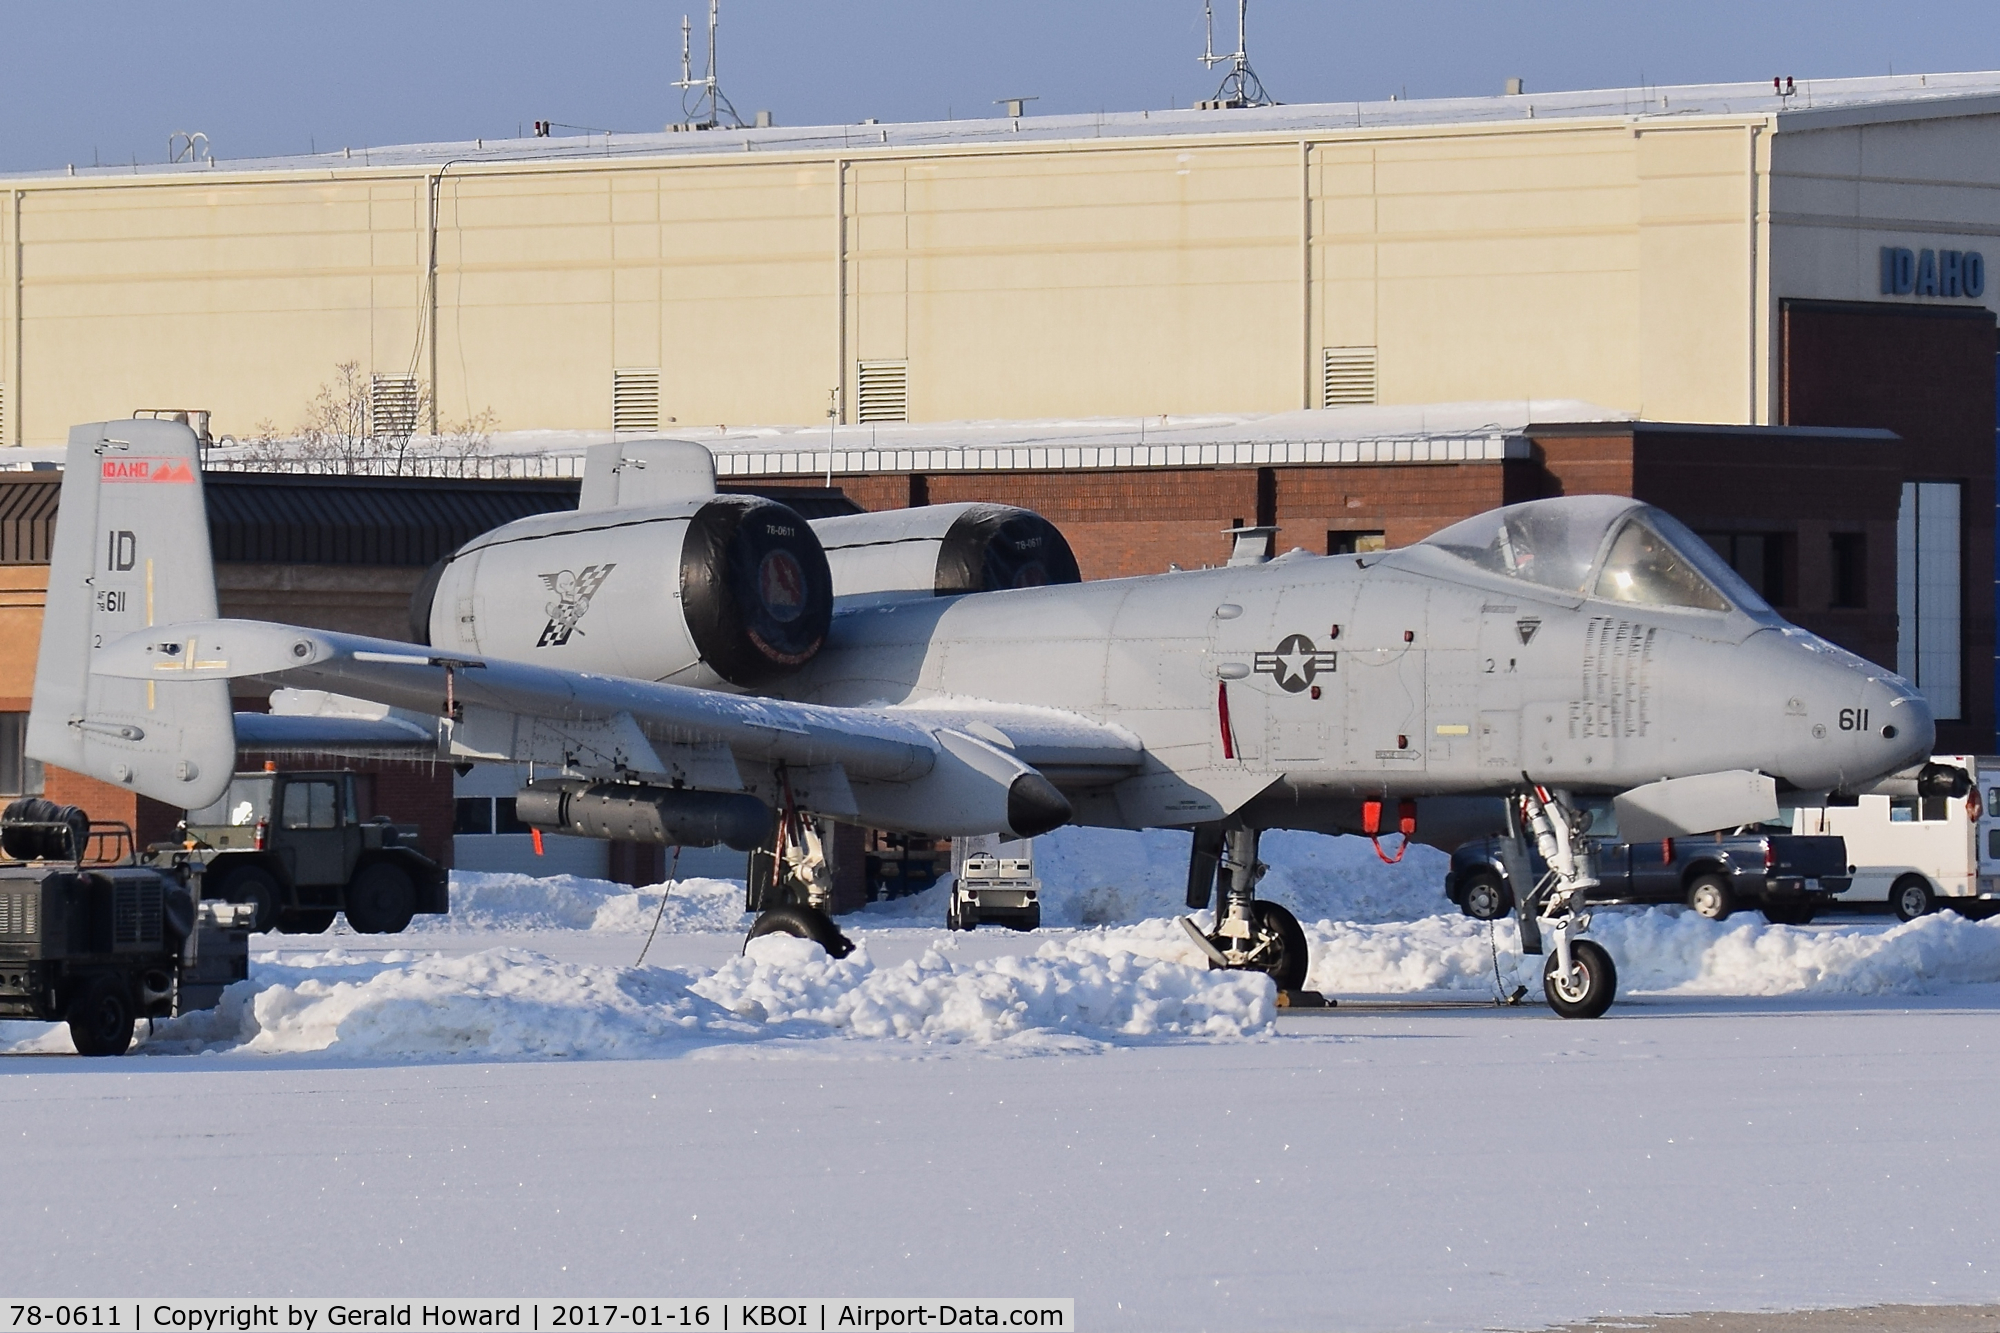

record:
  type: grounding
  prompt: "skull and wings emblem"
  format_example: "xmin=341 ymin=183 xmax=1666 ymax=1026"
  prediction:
xmin=536 ymin=563 xmax=617 ymax=647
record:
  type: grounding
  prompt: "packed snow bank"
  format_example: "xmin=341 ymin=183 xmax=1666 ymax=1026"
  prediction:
xmin=134 ymin=937 xmax=1273 ymax=1059
xmin=424 ymin=872 xmax=749 ymax=934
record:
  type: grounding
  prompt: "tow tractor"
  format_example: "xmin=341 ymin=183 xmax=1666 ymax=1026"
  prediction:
xmin=169 ymin=767 xmax=447 ymax=934
xmin=947 ymin=835 xmax=1042 ymax=931
xmin=0 ymin=799 xmax=251 ymax=1056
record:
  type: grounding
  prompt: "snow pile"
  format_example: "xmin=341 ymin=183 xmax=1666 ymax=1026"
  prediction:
xmin=693 ymin=934 xmax=1271 ymax=1046
xmin=134 ymin=936 xmax=1272 ymax=1059
xmin=425 ymin=871 xmax=748 ymax=934
xmin=143 ymin=947 xmax=749 ymax=1058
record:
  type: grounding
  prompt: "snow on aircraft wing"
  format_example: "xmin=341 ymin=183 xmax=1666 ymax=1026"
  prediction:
xmin=91 ymin=618 xmax=1143 ymax=836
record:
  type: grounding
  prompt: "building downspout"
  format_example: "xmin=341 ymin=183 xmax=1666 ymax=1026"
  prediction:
xmin=11 ymin=189 xmax=21 ymax=447
xmin=1300 ymin=139 xmax=1313 ymax=410
xmin=1746 ymin=123 xmax=1762 ymax=425
xmin=835 ymin=157 xmax=849 ymax=426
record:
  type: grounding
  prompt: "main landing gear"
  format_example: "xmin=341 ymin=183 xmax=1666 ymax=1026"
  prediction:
xmin=1510 ymin=784 xmax=1617 ymax=1019
xmin=745 ymin=803 xmax=855 ymax=959
xmin=1177 ymin=826 xmax=1311 ymax=993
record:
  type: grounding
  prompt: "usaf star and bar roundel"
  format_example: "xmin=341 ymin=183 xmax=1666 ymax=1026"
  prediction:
xmin=1254 ymin=633 xmax=1338 ymax=692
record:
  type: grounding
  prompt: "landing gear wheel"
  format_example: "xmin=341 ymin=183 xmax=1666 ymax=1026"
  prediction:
xmin=276 ymin=909 xmax=337 ymax=935
xmin=67 ymin=975 xmax=136 ymax=1056
xmin=1206 ymin=900 xmax=1310 ymax=993
xmin=215 ymin=865 xmax=281 ymax=933
xmin=1542 ymin=940 xmax=1617 ymax=1019
xmin=1459 ymin=872 xmax=1512 ymax=922
xmin=344 ymin=862 xmax=416 ymax=934
xmin=1762 ymin=902 xmax=1816 ymax=926
xmin=746 ymin=904 xmax=856 ymax=959
xmin=1686 ymin=874 xmax=1734 ymax=921
xmin=1891 ymin=875 xmax=1937 ymax=922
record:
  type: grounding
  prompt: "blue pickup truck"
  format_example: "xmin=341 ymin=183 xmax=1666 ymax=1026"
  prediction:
xmin=1447 ymin=817 xmax=1849 ymax=925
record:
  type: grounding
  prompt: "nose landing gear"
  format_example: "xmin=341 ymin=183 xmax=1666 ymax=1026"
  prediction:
xmin=1512 ymin=783 xmax=1618 ymax=1019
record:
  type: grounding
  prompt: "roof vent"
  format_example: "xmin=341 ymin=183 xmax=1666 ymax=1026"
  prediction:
xmin=613 ymin=368 xmax=662 ymax=433
xmin=1321 ymin=347 xmax=1379 ymax=407
xmin=1504 ymin=77 xmax=1524 ymax=96
xmin=856 ymin=360 xmax=909 ymax=423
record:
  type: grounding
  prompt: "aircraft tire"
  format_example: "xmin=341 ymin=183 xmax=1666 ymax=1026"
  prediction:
xmin=66 ymin=974 xmax=136 ymax=1056
xmin=746 ymin=904 xmax=856 ymax=959
xmin=1542 ymin=940 xmax=1617 ymax=1019
xmin=1458 ymin=872 xmax=1511 ymax=921
xmin=215 ymin=865 xmax=282 ymax=934
xmin=1207 ymin=900 xmax=1310 ymax=993
xmin=1891 ymin=875 xmax=1936 ymax=923
xmin=1686 ymin=874 xmax=1734 ymax=921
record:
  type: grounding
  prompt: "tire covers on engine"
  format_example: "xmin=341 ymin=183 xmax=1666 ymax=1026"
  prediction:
xmin=680 ymin=496 xmax=834 ymax=687
xmin=933 ymin=505 xmax=1081 ymax=595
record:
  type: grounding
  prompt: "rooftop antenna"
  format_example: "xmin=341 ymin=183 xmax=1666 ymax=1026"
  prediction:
xmin=673 ymin=0 xmax=744 ymax=130
xmin=1200 ymin=0 xmax=1276 ymax=109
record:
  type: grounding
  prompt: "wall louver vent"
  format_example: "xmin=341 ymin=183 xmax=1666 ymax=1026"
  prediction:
xmin=1321 ymin=346 xmax=1379 ymax=407
xmin=613 ymin=368 xmax=662 ymax=433
xmin=370 ymin=374 xmax=421 ymax=437
xmin=856 ymin=360 xmax=909 ymax=424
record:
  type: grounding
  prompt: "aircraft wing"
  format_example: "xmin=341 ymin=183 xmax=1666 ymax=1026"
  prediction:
xmin=93 ymin=618 xmax=1142 ymax=838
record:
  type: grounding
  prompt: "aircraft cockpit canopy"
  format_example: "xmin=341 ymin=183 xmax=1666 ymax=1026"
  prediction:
xmin=1421 ymin=495 xmax=1771 ymax=615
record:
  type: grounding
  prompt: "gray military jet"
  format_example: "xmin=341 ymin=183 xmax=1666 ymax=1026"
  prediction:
xmin=29 ymin=422 xmax=1934 ymax=1017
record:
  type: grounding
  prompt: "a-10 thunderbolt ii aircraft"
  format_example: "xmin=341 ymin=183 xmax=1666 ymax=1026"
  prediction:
xmin=28 ymin=420 xmax=1935 ymax=1017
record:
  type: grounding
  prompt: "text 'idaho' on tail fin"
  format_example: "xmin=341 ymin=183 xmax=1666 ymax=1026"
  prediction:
xmin=25 ymin=420 xmax=235 ymax=810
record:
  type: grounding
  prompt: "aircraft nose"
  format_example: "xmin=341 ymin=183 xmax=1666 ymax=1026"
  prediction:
xmin=1864 ymin=672 xmax=1935 ymax=773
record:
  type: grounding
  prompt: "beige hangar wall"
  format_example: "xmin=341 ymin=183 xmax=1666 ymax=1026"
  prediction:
xmin=1 ymin=113 xmax=1784 ymax=447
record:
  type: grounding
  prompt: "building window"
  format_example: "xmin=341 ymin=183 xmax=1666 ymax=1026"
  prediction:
xmin=1897 ymin=481 xmax=1961 ymax=721
xmin=1829 ymin=532 xmax=1867 ymax=609
xmin=455 ymin=796 xmax=529 ymax=836
xmin=0 ymin=714 xmax=44 ymax=797
xmin=1328 ymin=530 xmax=1386 ymax=555
xmin=1699 ymin=532 xmax=1789 ymax=606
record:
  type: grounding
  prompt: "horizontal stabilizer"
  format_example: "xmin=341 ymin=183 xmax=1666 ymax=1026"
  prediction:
xmin=1614 ymin=770 xmax=1778 ymax=842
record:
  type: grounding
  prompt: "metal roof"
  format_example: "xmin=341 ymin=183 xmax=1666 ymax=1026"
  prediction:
xmin=8 ymin=71 xmax=2000 ymax=184
xmin=0 ymin=473 xmax=862 ymax=567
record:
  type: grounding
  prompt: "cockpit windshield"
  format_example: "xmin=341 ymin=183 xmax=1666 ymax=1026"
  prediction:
xmin=1593 ymin=517 xmax=1727 ymax=610
xmin=1420 ymin=496 xmax=1771 ymax=615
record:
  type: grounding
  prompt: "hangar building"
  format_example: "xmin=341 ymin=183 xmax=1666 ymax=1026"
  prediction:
xmin=0 ymin=71 xmax=1993 ymax=814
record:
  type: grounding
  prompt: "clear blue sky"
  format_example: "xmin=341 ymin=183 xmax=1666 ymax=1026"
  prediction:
xmin=5 ymin=1 xmax=1999 ymax=173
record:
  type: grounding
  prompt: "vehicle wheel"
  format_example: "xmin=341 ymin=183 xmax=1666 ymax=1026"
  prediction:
xmin=946 ymin=893 xmax=971 ymax=932
xmin=1891 ymin=875 xmax=1937 ymax=923
xmin=1762 ymin=902 xmax=1816 ymax=926
xmin=344 ymin=861 xmax=416 ymax=934
xmin=745 ymin=904 xmax=856 ymax=959
xmin=1686 ymin=874 xmax=1734 ymax=921
xmin=1007 ymin=903 xmax=1041 ymax=932
xmin=276 ymin=909 xmax=337 ymax=935
xmin=66 ymin=975 xmax=136 ymax=1056
xmin=1459 ymin=872 xmax=1512 ymax=922
xmin=1542 ymin=940 xmax=1618 ymax=1019
xmin=214 ymin=865 xmax=281 ymax=933
xmin=1206 ymin=900 xmax=1311 ymax=993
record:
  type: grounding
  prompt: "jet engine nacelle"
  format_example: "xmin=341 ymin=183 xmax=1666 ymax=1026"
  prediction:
xmin=811 ymin=502 xmax=1080 ymax=600
xmin=413 ymin=494 xmax=834 ymax=688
